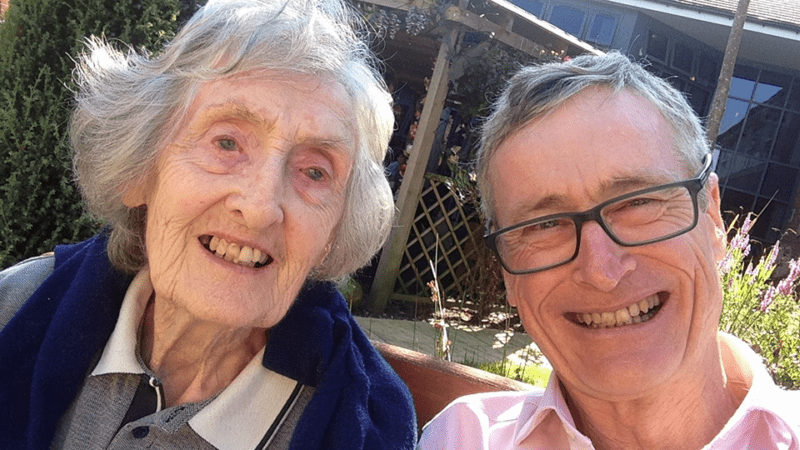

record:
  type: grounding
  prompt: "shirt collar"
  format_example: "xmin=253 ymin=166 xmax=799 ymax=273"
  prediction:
xmin=90 ymin=268 xmax=302 ymax=450
xmin=190 ymin=346 xmax=301 ymax=450
xmin=707 ymin=332 xmax=800 ymax=447
xmin=511 ymin=332 xmax=798 ymax=449
xmin=514 ymin=371 xmax=592 ymax=449
xmin=91 ymin=269 xmax=152 ymax=375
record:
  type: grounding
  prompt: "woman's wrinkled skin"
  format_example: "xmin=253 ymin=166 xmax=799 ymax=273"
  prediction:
xmin=123 ymin=72 xmax=356 ymax=406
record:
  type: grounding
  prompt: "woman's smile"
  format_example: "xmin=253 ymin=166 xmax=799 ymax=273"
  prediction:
xmin=199 ymin=234 xmax=272 ymax=268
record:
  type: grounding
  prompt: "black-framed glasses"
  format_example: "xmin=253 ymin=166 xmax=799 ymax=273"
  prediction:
xmin=485 ymin=154 xmax=713 ymax=275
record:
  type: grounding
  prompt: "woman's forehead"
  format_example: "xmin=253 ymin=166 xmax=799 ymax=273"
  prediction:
xmin=179 ymin=72 xmax=356 ymax=146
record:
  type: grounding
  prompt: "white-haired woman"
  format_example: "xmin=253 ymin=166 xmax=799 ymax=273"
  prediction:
xmin=0 ymin=0 xmax=416 ymax=449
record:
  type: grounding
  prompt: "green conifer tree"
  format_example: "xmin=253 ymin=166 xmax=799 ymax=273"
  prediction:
xmin=0 ymin=0 xmax=200 ymax=267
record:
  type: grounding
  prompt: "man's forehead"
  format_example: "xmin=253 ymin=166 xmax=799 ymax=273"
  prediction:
xmin=487 ymin=86 xmax=690 ymax=221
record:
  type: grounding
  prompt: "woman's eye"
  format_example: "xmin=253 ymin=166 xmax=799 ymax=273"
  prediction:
xmin=304 ymin=167 xmax=326 ymax=181
xmin=216 ymin=138 xmax=237 ymax=151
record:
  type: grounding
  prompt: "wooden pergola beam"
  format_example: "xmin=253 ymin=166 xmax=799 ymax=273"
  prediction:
xmin=443 ymin=5 xmax=555 ymax=57
xmin=362 ymin=0 xmax=601 ymax=58
xmin=367 ymin=26 xmax=460 ymax=313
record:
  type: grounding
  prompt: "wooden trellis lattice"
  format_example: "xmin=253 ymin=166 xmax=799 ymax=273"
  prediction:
xmin=390 ymin=174 xmax=485 ymax=304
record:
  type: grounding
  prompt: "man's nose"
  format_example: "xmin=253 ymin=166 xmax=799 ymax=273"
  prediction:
xmin=224 ymin=156 xmax=286 ymax=229
xmin=571 ymin=221 xmax=636 ymax=291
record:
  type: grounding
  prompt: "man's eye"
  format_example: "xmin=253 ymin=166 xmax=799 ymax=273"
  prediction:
xmin=535 ymin=219 xmax=561 ymax=230
xmin=626 ymin=197 xmax=653 ymax=207
xmin=216 ymin=138 xmax=237 ymax=151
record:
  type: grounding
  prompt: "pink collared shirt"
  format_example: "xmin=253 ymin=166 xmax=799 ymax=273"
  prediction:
xmin=417 ymin=333 xmax=799 ymax=450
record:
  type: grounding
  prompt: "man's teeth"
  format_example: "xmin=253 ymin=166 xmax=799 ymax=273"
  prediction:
xmin=208 ymin=236 xmax=269 ymax=268
xmin=577 ymin=295 xmax=661 ymax=328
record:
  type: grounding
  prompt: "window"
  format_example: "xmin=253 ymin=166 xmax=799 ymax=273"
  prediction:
xmin=754 ymin=71 xmax=790 ymax=106
xmin=697 ymin=53 xmax=717 ymax=84
xmin=762 ymin=164 xmax=798 ymax=202
xmin=667 ymin=77 xmax=685 ymax=92
xmin=586 ymin=13 xmax=615 ymax=46
xmin=774 ymin=112 xmax=800 ymax=165
xmin=549 ymin=5 xmax=586 ymax=36
xmin=736 ymin=105 xmax=781 ymax=158
xmin=723 ymin=154 xmax=765 ymax=192
xmin=514 ymin=0 xmax=544 ymax=17
xmin=751 ymin=199 xmax=786 ymax=242
xmin=719 ymin=98 xmax=749 ymax=136
xmin=671 ymin=42 xmax=694 ymax=74
xmin=687 ymin=85 xmax=710 ymax=116
xmin=719 ymin=187 xmax=755 ymax=220
xmin=647 ymin=32 xmax=668 ymax=62
xmin=789 ymin=79 xmax=800 ymax=112
xmin=714 ymin=66 xmax=800 ymax=244
xmin=729 ymin=66 xmax=758 ymax=100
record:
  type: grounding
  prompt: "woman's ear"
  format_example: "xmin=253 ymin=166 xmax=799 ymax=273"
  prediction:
xmin=122 ymin=183 xmax=147 ymax=208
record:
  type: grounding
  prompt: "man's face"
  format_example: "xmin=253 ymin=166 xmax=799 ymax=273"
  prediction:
xmin=487 ymin=87 xmax=726 ymax=401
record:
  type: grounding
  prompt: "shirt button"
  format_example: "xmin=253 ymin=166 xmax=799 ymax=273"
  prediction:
xmin=131 ymin=426 xmax=150 ymax=439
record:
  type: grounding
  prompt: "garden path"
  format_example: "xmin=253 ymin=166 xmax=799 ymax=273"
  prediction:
xmin=354 ymin=316 xmax=550 ymax=369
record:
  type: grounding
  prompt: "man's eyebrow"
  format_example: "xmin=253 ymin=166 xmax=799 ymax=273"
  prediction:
xmin=506 ymin=194 xmax=571 ymax=223
xmin=598 ymin=166 xmax=681 ymax=196
xmin=507 ymin=170 xmax=677 ymax=221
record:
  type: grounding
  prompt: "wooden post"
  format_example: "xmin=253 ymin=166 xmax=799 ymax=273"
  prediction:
xmin=706 ymin=0 xmax=750 ymax=145
xmin=366 ymin=27 xmax=460 ymax=313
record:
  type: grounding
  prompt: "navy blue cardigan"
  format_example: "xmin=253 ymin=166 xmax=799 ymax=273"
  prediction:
xmin=0 ymin=234 xmax=416 ymax=450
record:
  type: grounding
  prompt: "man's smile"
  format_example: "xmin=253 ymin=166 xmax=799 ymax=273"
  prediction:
xmin=569 ymin=292 xmax=668 ymax=329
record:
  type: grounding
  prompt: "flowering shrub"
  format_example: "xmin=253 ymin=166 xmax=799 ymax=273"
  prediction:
xmin=719 ymin=214 xmax=800 ymax=389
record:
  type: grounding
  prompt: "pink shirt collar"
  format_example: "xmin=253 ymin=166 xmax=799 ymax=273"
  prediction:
xmin=510 ymin=332 xmax=799 ymax=449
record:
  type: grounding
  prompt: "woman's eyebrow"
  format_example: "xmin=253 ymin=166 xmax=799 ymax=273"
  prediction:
xmin=192 ymin=101 xmax=276 ymax=132
xmin=191 ymin=101 xmax=354 ymax=151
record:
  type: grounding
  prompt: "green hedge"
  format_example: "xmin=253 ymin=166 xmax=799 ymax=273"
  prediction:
xmin=0 ymin=0 xmax=202 ymax=267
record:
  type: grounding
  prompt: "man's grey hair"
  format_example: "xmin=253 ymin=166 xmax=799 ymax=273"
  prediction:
xmin=477 ymin=51 xmax=710 ymax=224
xmin=71 ymin=0 xmax=394 ymax=280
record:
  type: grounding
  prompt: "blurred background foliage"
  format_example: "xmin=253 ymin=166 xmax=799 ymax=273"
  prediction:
xmin=0 ymin=0 xmax=205 ymax=267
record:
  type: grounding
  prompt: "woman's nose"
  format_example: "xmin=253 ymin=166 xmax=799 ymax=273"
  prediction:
xmin=571 ymin=221 xmax=636 ymax=291
xmin=224 ymin=157 xmax=286 ymax=229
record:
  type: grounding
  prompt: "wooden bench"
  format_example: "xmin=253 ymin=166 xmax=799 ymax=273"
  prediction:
xmin=373 ymin=341 xmax=537 ymax=429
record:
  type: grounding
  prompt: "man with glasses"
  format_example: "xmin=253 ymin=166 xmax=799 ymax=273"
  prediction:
xmin=418 ymin=52 xmax=799 ymax=449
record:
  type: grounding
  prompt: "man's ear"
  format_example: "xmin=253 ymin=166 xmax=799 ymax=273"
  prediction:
xmin=704 ymin=173 xmax=727 ymax=262
xmin=503 ymin=274 xmax=520 ymax=307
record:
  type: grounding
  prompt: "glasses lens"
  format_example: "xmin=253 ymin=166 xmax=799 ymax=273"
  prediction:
xmin=495 ymin=216 xmax=577 ymax=273
xmin=601 ymin=184 xmax=696 ymax=245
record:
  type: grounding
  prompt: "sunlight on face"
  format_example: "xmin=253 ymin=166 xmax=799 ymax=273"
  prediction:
xmin=489 ymin=87 xmax=726 ymax=401
xmin=124 ymin=71 xmax=356 ymax=329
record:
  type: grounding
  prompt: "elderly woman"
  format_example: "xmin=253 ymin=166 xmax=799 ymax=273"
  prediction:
xmin=0 ymin=0 xmax=417 ymax=448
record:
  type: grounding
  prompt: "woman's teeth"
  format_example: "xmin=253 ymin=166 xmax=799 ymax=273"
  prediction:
xmin=577 ymin=294 xmax=662 ymax=329
xmin=203 ymin=235 xmax=270 ymax=268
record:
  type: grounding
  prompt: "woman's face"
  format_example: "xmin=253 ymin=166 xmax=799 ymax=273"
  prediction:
xmin=124 ymin=72 xmax=355 ymax=329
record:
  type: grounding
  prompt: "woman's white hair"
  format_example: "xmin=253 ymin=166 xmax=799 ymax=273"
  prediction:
xmin=478 ymin=51 xmax=710 ymax=225
xmin=71 ymin=0 xmax=395 ymax=280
